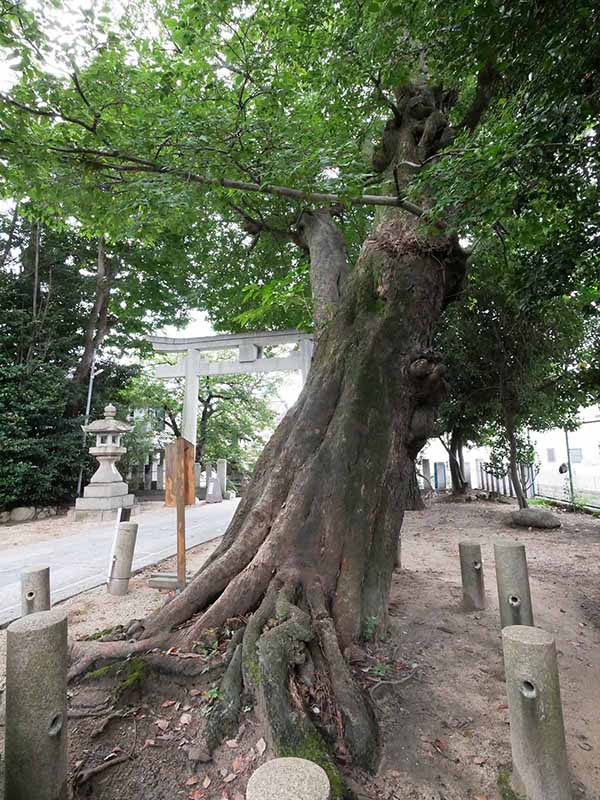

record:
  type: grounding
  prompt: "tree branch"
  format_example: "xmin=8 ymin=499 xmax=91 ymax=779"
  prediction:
xmin=0 ymin=92 xmax=98 ymax=134
xmin=459 ymin=63 xmax=501 ymax=134
xmin=48 ymin=146 xmax=424 ymax=214
xmin=370 ymin=71 xmax=402 ymax=125
xmin=296 ymin=208 xmax=349 ymax=332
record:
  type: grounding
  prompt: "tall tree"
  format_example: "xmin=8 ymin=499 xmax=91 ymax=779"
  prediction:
xmin=1 ymin=0 xmax=598 ymax=787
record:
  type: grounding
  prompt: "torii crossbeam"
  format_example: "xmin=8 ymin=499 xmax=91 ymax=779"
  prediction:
xmin=146 ymin=329 xmax=314 ymax=447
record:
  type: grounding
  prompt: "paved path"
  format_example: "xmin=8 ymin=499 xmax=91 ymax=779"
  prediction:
xmin=0 ymin=500 xmax=238 ymax=626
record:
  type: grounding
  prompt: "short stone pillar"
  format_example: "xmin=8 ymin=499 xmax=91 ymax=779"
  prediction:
xmin=217 ymin=458 xmax=227 ymax=494
xmin=502 ymin=625 xmax=572 ymax=800
xmin=459 ymin=541 xmax=485 ymax=610
xmin=494 ymin=540 xmax=534 ymax=628
xmin=21 ymin=565 xmax=51 ymax=615
xmin=108 ymin=522 xmax=139 ymax=595
xmin=5 ymin=608 xmax=68 ymax=800
xmin=75 ymin=403 xmax=134 ymax=520
xmin=246 ymin=757 xmax=330 ymax=800
xmin=206 ymin=465 xmax=223 ymax=503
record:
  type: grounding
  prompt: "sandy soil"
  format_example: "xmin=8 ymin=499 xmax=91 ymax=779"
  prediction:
xmin=363 ymin=498 xmax=600 ymax=800
xmin=0 ymin=498 xmax=598 ymax=800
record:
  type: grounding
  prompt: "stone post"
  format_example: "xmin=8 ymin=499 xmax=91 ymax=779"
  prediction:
xmin=246 ymin=757 xmax=330 ymax=800
xmin=494 ymin=540 xmax=534 ymax=628
xmin=108 ymin=522 xmax=138 ymax=596
xmin=5 ymin=608 xmax=68 ymax=800
xmin=182 ymin=349 xmax=200 ymax=446
xmin=20 ymin=565 xmax=51 ymax=615
xmin=502 ymin=625 xmax=572 ymax=800
xmin=459 ymin=541 xmax=485 ymax=611
xmin=217 ymin=458 xmax=227 ymax=494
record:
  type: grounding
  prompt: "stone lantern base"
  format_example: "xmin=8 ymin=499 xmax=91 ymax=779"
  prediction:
xmin=74 ymin=482 xmax=135 ymax=521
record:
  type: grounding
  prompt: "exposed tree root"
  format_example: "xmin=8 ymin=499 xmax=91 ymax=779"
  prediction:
xmin=205 ymin=642 xmax=243 ymax=753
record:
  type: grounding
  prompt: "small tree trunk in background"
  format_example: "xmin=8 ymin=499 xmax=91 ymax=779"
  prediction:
xmin=404 ymin=464 xmax=425 ymax=510
xmin=73 ymin=236 xmax=112 ymax=386
xmin=506 ymin=416 xmax=528 ymax=509
xmin=32 ymin=221 xmax=40 ymax=322
xmin=449 ymin=430 xmax=467 ymax=495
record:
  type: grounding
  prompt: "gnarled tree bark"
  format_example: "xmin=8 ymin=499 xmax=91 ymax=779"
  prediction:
xmin=70 ymin=82 xmax=467 ymax=795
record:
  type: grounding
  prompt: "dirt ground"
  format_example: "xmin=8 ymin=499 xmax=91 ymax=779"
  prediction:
xmin=0 ymin=497 xmax=598 ymax=800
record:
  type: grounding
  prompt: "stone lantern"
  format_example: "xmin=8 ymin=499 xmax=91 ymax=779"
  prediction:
xmin=75 ymin=403 xmax=135 ymax=519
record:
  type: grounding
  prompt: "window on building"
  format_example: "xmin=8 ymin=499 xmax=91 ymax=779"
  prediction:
xmin=547 ymin=448 xmax=556 ymax=463
xmin=569 ymin=448 xmax=583 ymax=464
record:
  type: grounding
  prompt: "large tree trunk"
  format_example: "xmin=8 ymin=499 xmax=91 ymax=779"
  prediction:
xmin=70 ymin=83 xmax=467 ymax=788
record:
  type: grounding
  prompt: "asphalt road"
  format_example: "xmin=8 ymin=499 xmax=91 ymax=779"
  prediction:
xmin=0 ymin=500 xmax=238 ymax=626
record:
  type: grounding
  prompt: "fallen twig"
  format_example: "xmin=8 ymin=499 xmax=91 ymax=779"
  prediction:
xmin=92 ymin=707 xmax=136 ymax=736
xmin=74 ymin=713 xmax=138 ymax=788
xmin=73 ymin=753 xmax=132 ymax=786
xmin=368 ymin=669 xmax=418 ymax=697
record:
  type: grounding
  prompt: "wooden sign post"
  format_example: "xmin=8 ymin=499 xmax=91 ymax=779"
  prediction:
xmin=165 ymin=437 xmax=194 ymax=591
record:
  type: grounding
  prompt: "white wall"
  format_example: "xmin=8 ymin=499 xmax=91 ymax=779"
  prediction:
xmin=418 ymin=405 xmax=600 ymax=505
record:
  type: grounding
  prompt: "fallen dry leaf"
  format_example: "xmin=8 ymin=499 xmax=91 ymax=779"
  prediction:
xmin=231 ymin=756 xmax=244 ymax=772
xmin=223 ymin=773 xmax=237 ymax=783
xmin=202 ymin=776 xmax=212 ymax=789
xmin=180 ymin=713 xmax=192 ymax=726
xmin=255 ymin=738 xmax=266 ymax=756
xmin=473 ymin=756 xmax=488 ymax=766
xmin=188 ymin=791 xmax=205 ymax=800
xmin=162 ymin=700 xmax=176 ymax=708
xmin=225 ymin=739 xmax=238 ymax=749
xmin=156 ymin=718 xmax=170 ymax=731
xmin=185 ymin=776 xmax=199 ymax=786
xmin=190 ymin=688 xmax=203 ymax=697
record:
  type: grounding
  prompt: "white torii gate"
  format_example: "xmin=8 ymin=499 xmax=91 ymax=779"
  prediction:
xmin=146 ymin=329 xmax=314 ymax=446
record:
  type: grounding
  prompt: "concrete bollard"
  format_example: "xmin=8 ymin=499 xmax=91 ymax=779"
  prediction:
xmin=5 ymin=608 xmax=68 ymax=800
xmin=246 ymin=757 xmax=330 ymax=800
xmin=20 ymin=565 xmax=51 ymax=615
xmin=217 ymin=458 xmax=228 ymax=494
xmin=108 ymin=521 xmax=138 ymax=596
xmin=502 ymin=625 xmax=572 ymax=800
xmin=458 ymin=541 xmax=485 ymax=610
xmin=494 ymin=540 xmax=534 ymax=628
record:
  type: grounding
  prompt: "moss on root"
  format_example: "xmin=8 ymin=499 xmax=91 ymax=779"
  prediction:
xmin=116 ymin=657 xmax=146 ymax=697
xmin=83 ymin=656 xmax=147 ymax=698
xmin=280 ymin=731 xmax=349 ymax=800
xmin=84 ymin=663 xmax=116 ymax=681
xmin=84 ymin=627 xmax=114 ymax=641
xmin=497 ymin=768 xmax=525 ymax=800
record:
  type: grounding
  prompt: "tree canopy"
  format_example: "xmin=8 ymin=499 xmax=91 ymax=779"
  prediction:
xmin=1 ymin=0 xmax=597 ymax=332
